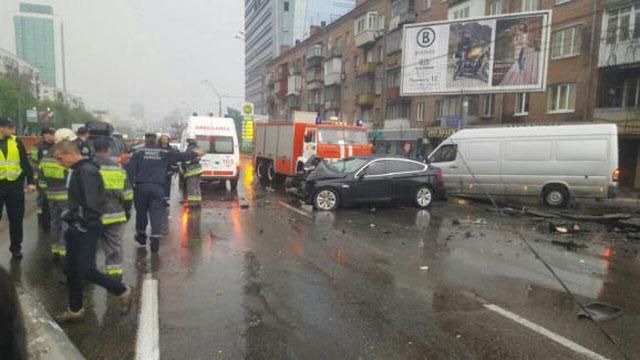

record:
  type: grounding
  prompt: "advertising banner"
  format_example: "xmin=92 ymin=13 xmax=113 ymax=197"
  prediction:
xmin=241 ymin=103 xmax=254 ymax=153
xmin=401 ymin=11 xmax=551 ymax=96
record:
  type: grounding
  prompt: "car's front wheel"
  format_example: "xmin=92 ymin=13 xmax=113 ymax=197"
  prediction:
xmin=415 ymin=186 xmax=434 ymax=209
xmin=313 ymin=188 xmax=339 ymax=211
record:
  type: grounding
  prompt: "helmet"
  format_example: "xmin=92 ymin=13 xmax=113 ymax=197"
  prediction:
xmin=54 ymin=128 xmax=77 ymax=143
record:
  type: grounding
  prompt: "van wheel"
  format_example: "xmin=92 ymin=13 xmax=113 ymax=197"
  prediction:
xmin=543 ymin=185 xmax=569 ymax=208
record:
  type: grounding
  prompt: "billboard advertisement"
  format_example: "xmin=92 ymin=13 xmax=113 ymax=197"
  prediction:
xmin=401 ymin=11 xmax=551 ymax=96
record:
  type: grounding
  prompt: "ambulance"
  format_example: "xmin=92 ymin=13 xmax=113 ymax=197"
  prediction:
xmin=181 ymin=115 xmax=241 ymax=189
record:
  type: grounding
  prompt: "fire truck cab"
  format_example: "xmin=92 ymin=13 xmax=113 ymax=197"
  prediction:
xmin=254 ymin=118 xmax=372 ymax=183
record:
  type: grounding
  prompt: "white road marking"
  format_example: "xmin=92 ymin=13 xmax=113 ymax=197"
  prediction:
xmin=135 ymin=275 xmax=159 ymax=360
xmin=278 ymin=201 xmax=313 ymax=219
xmin=484 ymin=304 xmax=610 ymax=360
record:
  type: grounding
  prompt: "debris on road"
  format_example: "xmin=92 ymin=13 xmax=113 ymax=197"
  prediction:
xmin=548 ymin=222 xmax=581 ymax=234
xmin=382 ymin=229 xmax=392 ymax=234
xmin=577 ymin=302 xmax=623 ymax=322
xmin=474 ymin=218 xmax=488 ymax=225
xmin=240 ymin=204 xmax=250 ymax=209
xmin=525 ymin=209 xmax=560 ymax=219
xmin=370 ymin=224 xmax=376 ymax=228
xmin=419 ymin=266 xmax=429 ymax=271
xmin=551 ymin=238 xmax=585 ymax=251
xmin=452 ymin=219 xmax=461 ymax=226
xmin=555 ymin=213 xmax=632 ymax=223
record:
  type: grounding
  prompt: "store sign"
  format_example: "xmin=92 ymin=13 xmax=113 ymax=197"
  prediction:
xmin=401 ymin=11 xmax=551 ymax=96
xmin=425 ymin=127 xmax=457 ymax=139
xmin=26 ymin=109 xmax=37 ymax=123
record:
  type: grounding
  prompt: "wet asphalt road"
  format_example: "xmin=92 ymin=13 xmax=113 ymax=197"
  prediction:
xmin=1 ymin=159 xmax=640 ymax=360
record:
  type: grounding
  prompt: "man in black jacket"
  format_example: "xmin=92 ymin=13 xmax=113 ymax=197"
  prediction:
xmin=73 ymin=126 xmax=93 ymax=159
xmin=51 ymin=140 xmax=131 ymax=323
xmin=0 ymin=117 xmax=36 ymax=260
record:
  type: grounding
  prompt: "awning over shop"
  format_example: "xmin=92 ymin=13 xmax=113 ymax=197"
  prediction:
xmin=368 ymin=128 xmax=424 ymax=141
xmin=424 ymin=127 xmax=457 ymax=139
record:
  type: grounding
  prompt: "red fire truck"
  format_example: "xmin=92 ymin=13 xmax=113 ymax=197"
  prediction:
xmin=254 ymin=119 xmax=372 ymax=183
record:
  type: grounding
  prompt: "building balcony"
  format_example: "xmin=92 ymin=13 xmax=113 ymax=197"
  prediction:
xmin=324 ymin=72 xmax=342 ymax=86
xmin=307 ymin=102 xmax=323 ymax=113
xmin=287 ymin=75 xmax=302 ymax=96
xmin=354 ymin=12 xmax=384 ymax=48
xmin=307 ymin=44 xmax=324 ymax=61
xmin=306 ymin=71 xmax=323 ymax=83
xmin=356 ymin=94 xmax=375 ymax=108
xmin=286 ymin=95 xmax=301 ymax=109
xmin=357 ymin=63 xmax=377 ymax=77
xmin=326 ymin=46 xmax=342 ymax=59
xmin=324 ymin=99 xmax=341 ymax=111
xmin=389 ymin=0 xmax=416 ymax=31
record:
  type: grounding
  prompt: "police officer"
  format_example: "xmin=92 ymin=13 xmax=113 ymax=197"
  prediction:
xmin=51 ymin=140 xmax=131 ymax=323
xmin=0 ymin=117 xmax=36 ymax=259
xmin=93 ymin=138 xmax=133 ymax=280
xmin=73 ymin=126 xmax=93 ymax=159
xmin=33 ymin=127 xmax=56 ymax=232
xmin=129 ymin=133 xmax=199 ymax=252
xmin=39 ymin=129 xmax=76 ymax=260
xmin=182 ymin=137 xmax=203 ymax=207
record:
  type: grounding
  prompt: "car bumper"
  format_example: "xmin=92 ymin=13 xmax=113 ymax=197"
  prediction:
xmin=201 ymin=170 xmax=238 ymax=181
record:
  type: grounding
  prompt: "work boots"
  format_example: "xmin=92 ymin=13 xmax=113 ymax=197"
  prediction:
xmin=135 ymin=232 xmax=147 ymax=246
xmin=55 ymin=308 xmax=85 ymax=323
xmin=118 ymin=286 xmax=133 ymax=315
xmin=150 ymin=236 xmax=160 ymax=253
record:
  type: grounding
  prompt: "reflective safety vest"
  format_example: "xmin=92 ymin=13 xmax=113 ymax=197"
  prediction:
xmin=39 ymin=158 xmax=69 ymax=201
xmin=183 ymin=161 xmax=203 ymax=178
xmin=99 ymin=165 xmax=131 ymax=225
xmin=0 ymin=136 xmax=23 ymax=181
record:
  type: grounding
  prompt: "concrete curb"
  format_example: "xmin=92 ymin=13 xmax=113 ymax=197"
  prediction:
xmin=18 ymin=287 xmax=85 ymax=360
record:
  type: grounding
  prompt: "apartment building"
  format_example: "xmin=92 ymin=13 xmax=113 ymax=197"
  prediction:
xmin=264 ymin=0 xmax=640 ymax=187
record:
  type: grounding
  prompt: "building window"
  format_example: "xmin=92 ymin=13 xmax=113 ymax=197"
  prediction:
xmin=551 ymin=26 xmax=581 ymax=59
xmin=548 ymin=83 xmax=576 ymax=113
xmin=377 ymin=46 xmax=383 ymax=63
xmin=489 ymin=0 xmax=502 ymax=15
xmin=521 ymin=0 xmax=539 ymax=12
xmin=435 ymin=100 xmax=444 ymax=118
xmin=451 ymin=6 xmax=470 ymax=19
xmin=606 ymin=7 xmax=640 ymax=44
xmin=284 ymin=1 xmax=289 ymax=12
xmin=375 ymin=77 xmax=383 ymax=95
xmin=515 ymin=93 xmax=529 ymax=115
xmin=482 ymin=94 xmax=495 ymax=117
xmin=623 ymin=78 xmax=640 ymax=108
xmin=416 ymin=102 xmax=425 ymax=122
xmin=555 ymin=0 xmax=572 ymax=5
xmin=386 ymin=103 xmax=410 ymax=119
xmin=423 ymin=0 xmax=431 ymax=10
xmin=386 ymin=68 xmax=401 ymax=88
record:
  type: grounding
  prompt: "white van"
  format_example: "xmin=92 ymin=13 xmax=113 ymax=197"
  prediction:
xmin=181 ymin=116 xmax=241 ymax=189
xmin=428 ymin=124 xmax=619 ymax=207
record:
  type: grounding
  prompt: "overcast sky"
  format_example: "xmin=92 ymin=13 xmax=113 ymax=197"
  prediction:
xmin=1 ymin=0 xmax=245 ymax=123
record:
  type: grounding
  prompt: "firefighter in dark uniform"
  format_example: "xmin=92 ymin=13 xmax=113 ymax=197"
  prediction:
xmin=182 ymin=137 xmax=203 ymax=207
xmin=129 ymin=133 xmax=199 ymax=252
xmin=51 ymin=140 xmax=131 ymax=323
xmin=0 ymin=117 xmax=36 ymax=259
xmin=33 ymin=127 xmax=56 ymax=232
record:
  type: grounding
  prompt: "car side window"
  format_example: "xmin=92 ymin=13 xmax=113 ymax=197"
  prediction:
xmin=429 ymin=144 xmax=457 ymax=163
xmin=389 ymin=160 xmax=425 ymax=173
xmin=362 ymin=161 xmax=388 ymax=176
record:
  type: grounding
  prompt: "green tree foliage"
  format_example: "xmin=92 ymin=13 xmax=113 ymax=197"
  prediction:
xmin=0 ymin=74 xmax=96 ymax=134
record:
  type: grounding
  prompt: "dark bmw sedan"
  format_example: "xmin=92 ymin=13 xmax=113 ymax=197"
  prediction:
xmin=304 ymin=156 xmax=445 ymax=211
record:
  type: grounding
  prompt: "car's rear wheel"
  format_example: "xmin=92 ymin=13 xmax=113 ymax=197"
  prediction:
xmin=313 ymin=188 xmax=339 ymax=211
xmin=256 ymin=160 xmax=267 ymax=180
xmin=267 ymin=162 xmax=276 ymax=183
xmin=415 ymin=186 xmax=434 ymax=209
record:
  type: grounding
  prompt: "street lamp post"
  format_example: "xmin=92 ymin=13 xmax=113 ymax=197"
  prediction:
xmin=201 ymin=80 xmax=223 ymax=117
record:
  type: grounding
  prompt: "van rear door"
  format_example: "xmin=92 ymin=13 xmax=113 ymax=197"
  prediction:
xmin=197 ymin=135 xmax=237 ymax=177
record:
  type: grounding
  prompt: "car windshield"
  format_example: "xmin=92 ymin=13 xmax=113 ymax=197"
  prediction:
xmin=195 ymin=135 xmax=234 ymax=154
xmin=318 ymin=129 xmax=368 ymax=146
xmin=326 ymin=158 xmax=368 ymax=173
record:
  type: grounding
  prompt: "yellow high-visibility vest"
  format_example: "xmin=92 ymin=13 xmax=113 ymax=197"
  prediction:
xmin=0 ymin=137 xmax=23 ymax=181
